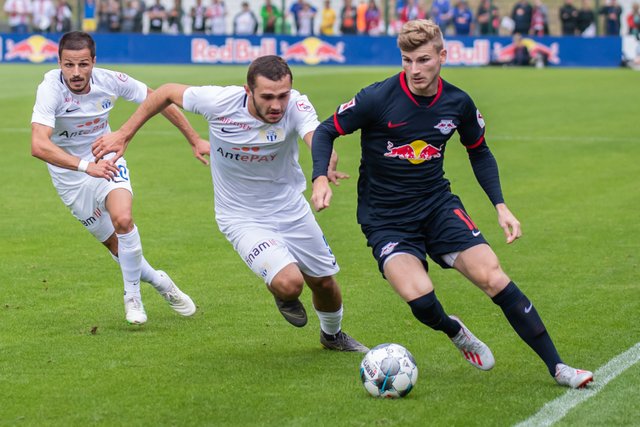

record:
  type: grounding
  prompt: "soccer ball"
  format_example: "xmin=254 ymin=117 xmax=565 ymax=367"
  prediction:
xmin=360 ymin=343 xmax=418 ymax=398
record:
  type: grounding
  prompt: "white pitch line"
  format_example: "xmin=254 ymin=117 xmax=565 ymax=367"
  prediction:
xmin=514 ymin=342 xmax=640 ymax=427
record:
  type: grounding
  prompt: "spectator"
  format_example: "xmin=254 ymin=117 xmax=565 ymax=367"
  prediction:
xmin=599 ymin=0 xmax=622 ymax=35
xmin=261 ymin=0 xmax=282 ymax=33
xmin=452 ymin=0 xmax=473 ymax=35
xmin=96 ymin=0 xmax=110 ymax=31
xmin=356 ymin=0 xmax=367 ymax=33
xmin=576 ymin=0 xmax=595 ymax=35
xmin=559 ymin=0 xmax=578 ymax=35
xmin=233 ymin=1 xmax=258 ymax=35
xmin=431 ymin=0 xmax=453 ymax=34
xmin=167 ymin=0 xmax=184 ymax=33
xmin=190 ymin=0 xmax=208 ymax=33
xmin=476 ymin=0 xmax=499 ymax=35
xmin=207 ymin=0 xmax=226 ymax=34
xmin=530 ymin=0 xmax=548 ymax=35
xmin=3 ymin=0 xmax=32 ymax=33
xmin=297 ymin=2 xmax=317 ymax=35
xmin=320 ymin=0 xmax=337 ymax=35
xmin=511 ymin=0 xmax=532 ymax=34
xmin=107 ymin=0 xmax=121 ymax=32
xmin=628 ymin=3 xmax=640 ymax=37
xmin=365 ymin=0 xmax=381 ymax=34
xmin=32 ymin=0 xmax=55 ymax=32
xmin=512 ymin=33 xmax=531 ymax=64
xmin=83 ymin=0 xmax=97 ymax=32
xmin=289 ymin=0 xmax=305 ymax=33
xmin=399 ymin=0 xmax=425 ymax=25
xmin=120 ymin=0 xmax=137 ymax=33
xmin=147 ymin=0 xmax=167 ymax=32
xmin=340 ymin=0 xmax=358 ymax=34
xmin=53 ymin=0 xmax=72 ymax=32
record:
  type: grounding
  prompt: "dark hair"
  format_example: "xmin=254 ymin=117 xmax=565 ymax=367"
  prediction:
xmin=58 ymin=31 xmax=96 ymax=59
xmin=246 ymin=55 xmax=293 ymax=91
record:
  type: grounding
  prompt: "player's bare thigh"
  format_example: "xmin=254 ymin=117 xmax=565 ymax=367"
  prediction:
xmin=383 ymin=253 xmax=435 ymax=301
xmin=105 ymin=188 xmax=134 ymax=234
xmin=453 ymin=244 xmax=511 ymax=297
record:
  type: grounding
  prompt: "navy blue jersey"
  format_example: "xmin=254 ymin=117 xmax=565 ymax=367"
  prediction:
xmin=312 ymin=72 xmax=503 ymax=227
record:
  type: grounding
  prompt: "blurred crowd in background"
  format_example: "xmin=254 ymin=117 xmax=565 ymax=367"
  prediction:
xmin=2 ymin=0 xmax=639 ymax=37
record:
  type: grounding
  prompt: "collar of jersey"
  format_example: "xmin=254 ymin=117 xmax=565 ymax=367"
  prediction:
xmin=399 ymin=71 xmax=442 ymax=108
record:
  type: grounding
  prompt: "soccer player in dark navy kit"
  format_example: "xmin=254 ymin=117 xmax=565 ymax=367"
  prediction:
xmin=311 ymin=19 xmax=593 ymax=388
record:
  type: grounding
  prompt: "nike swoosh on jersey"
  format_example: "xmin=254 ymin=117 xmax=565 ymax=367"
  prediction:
xmin=387 ymin=121 xmax=408 ymax=128
xmin=524 ymin=303 xmax=533 ymax=313
xmin=472 ymin=230 xmax=481 ymax=237
xmin=65 ymin=107 xmax=80 ymax=113
xmin=221 ymin=127 xmax=243 ymax=133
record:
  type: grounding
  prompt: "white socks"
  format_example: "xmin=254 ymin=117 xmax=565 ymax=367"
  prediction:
xmin=315 ymin=306 xmax=343 ymax=336
xmin=116 ymin=225 xmax=143 ymax=299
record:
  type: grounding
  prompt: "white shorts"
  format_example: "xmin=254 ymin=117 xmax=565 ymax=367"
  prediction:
xmin=221 ymin=209 xmax=339 ymax=285
xmin=56 ymin=158 xmax=133 ymax=242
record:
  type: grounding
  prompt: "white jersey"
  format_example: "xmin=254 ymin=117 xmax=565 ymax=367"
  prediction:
xmin=31 ymin=67 xmax=147 ymax=189
xmin=183 ymin=85 xmax=319 ymax=224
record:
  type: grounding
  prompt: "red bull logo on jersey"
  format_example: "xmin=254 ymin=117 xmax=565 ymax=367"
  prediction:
xmin=493 ymin=38 xmax=560 ymax=65
xmin=4 ymin=35 xmax=58 ymax=63
xmin=280 ymin=37 xmax=345 ymax=65
xmin=384 ymin=140 xmax=442 ymax=165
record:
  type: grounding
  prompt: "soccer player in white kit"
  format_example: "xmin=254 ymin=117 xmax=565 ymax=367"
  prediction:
xmin=92 ymin=55 xmax=368 ymax=352
xmin=30 ymin=31 xmax=201 ymax=325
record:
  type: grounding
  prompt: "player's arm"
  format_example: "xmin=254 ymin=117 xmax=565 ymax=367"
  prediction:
xmin=303 ymin=130 xmax=349 ymax=187
xmin=466 ymin=140 xmax=521 ymax=244
xmin=310 ymin=119 xmax=340 ymax=212
xmin=31 ymin=122 xmax=119 ymax=180
xmin=152 ymin=87 xmax=210 ymax=165
xmin=92 ymin=83 xmax=208 ymax=164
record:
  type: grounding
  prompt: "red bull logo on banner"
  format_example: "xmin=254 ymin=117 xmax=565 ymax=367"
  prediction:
xmin=4 ymin=35 xmax=58 ymax=63
xmin=493 ymin=38 xmax=560 ymax=64
xmin=280 ymin=37 xmax=345 ymax=65
xmin=191 ymin=38 xmax=277 ymax=63
xmin=446 ymin=40 xmax=491 ymax=66
xmin=384 ymin=140 xmax=442 ymax=165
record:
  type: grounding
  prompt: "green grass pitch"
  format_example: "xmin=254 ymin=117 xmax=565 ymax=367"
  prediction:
xmin=0 ymin=63 xmax=638 ymax=426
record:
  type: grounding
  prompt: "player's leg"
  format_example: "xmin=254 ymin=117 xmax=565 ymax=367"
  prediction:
xmin=104 ymin=187 xmax=147 ymax=324
xmin=224 ymin=222 xmax=308 ymax=327
xmin=382 ymin=252 xmax=494 ymax=370
xmin=102 ymin=233 xmax=195 ymax=316
xmin=454 ymin=244 xmax=592 ymax=387
xmin=282 ymin=211 xmax=367 ymax=351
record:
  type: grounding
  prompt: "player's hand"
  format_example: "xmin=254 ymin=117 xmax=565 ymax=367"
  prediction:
xmin=311 ymin=176 xmax=332 ymax=212
xmin=496 ymin=203 xmax=522 ymax=244
xmin=192 ymin=138 xmax=210 ymax=165
xmin=92 ymin=130 xmax=128 ymax=162
xmin=327 ymin=149 xmax=349 ymax=185
xmin=86 ymin=158 xmax=119 ymax=180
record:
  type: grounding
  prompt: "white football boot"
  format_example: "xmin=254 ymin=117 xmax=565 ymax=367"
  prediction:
xmin=449 ymin=315 xmax=495 ymax=371
xmin=554 ymin=363 xmax=593 ymax=388
xmin=124 ymin=296 xmax=147 ymax=325
xmin=157 ymin=270 xmax=196 ymax=316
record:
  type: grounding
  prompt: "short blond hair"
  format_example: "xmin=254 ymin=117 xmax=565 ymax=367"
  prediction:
xmin=397 ymin=19 xmax=444 ymax=53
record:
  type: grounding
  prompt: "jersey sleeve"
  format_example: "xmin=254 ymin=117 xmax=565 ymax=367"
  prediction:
xmin=290 ymin=94 xmax=320 ymax=138
xmin=183 ymin=86 xmax=219 ymax=122
xmin=31 ymin=79 xmax=60 ymax=128
xmin=109 ymin=71 xmax=147 ymax=104
xmin=457 ymin=94 xmax=486 ymax=149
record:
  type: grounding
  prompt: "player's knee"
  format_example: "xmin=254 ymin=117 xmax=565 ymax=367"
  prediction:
xmin=111 ymin=214 xmax=134 ymax=234
xmin=271 ymin=272 xmax=304 ymax=299
xmin=306 ymin=276 xmax=338 ymax=293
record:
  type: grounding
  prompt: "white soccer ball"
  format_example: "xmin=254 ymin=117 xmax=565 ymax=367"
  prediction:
xmin=360 ymin=343 xmax=418 ymax=398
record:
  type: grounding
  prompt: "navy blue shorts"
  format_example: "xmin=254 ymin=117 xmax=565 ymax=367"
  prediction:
xmin=361 ymin=194 xmax=489 ymax=274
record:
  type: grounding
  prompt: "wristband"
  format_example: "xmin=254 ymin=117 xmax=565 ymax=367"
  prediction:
xmin=77 ymin=159 xmax=90 ymax=173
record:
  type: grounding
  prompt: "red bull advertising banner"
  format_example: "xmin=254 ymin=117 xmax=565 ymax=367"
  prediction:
xmin=1 ymin=33 xmax=621 ymax=67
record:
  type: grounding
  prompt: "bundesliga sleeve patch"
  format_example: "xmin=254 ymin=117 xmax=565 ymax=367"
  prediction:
xmin=296 ymin=99 xmax=314 ymax=112
xmin=338 ymin=98 xmax=356 ymax=114
xmin=476 ymin=109 xmax=485 ymax=128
